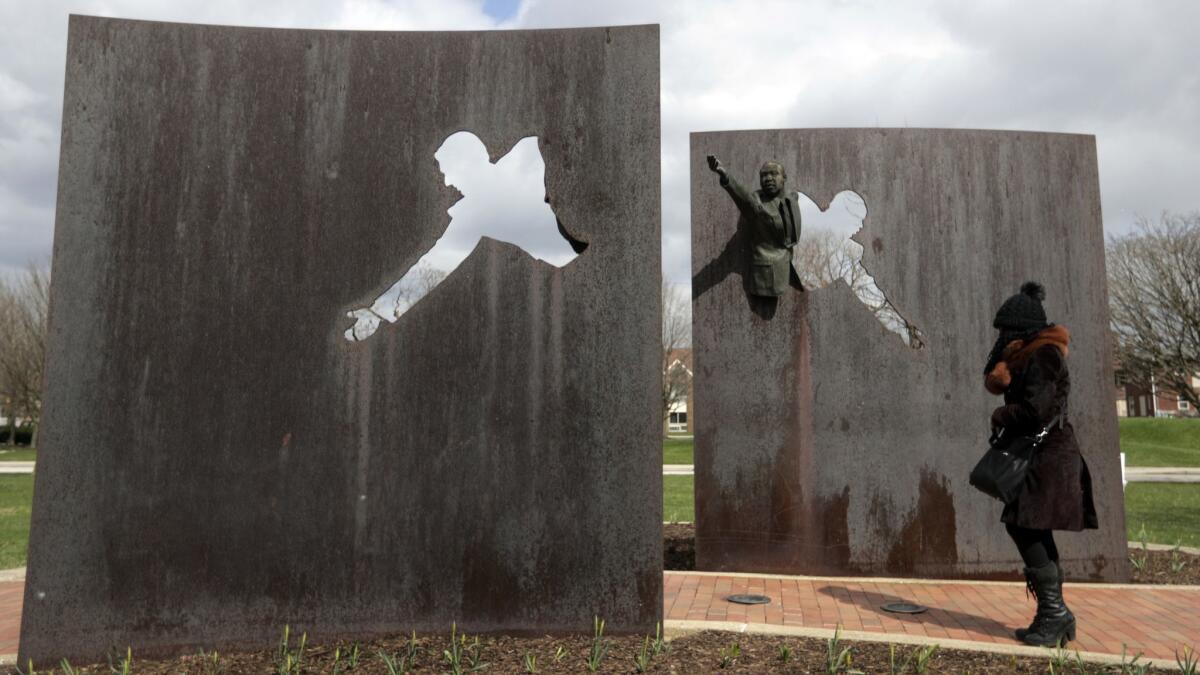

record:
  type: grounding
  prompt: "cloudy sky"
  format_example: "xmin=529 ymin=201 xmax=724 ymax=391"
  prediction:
xmin=2 ymin=0 xmax=1198 ymax=286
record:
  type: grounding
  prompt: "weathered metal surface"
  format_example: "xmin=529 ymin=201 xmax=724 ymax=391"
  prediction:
xmin=22 ymin=16 xmax=661 ymax=665
xmin=691 ymin=129 xmax=1127 ymax=582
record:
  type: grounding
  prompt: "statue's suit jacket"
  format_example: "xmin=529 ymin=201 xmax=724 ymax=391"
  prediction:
xmin=720 ymin=174 xmax=800 ymax=297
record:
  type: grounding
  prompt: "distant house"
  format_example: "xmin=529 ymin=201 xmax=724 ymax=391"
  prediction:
xmin=0 ymin=396 xmax=27 ymax=429
xmin=1116 ymin=372 xmax=1199 ymax=418
xmin=665 ymin=348 xmax=694 ymax=435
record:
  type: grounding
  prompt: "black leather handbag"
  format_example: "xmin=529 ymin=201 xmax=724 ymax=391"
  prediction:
xmin=970 ymin=414 xmax=1062 ymax=504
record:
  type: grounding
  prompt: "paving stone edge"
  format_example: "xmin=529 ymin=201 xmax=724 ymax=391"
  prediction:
xmin=663 ymin=620 xmax=1182 ymax=670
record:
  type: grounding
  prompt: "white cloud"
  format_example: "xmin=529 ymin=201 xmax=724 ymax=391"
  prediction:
xmin=331 ymin=0 xmax=496 ymax=30
xmin=0 ymin=72 xmax=42 ymax=114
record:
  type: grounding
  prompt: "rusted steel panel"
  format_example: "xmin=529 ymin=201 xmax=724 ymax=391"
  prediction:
xmin=21 ymin=16 xmax=661 ymax=665
xmin=691 ymin=129 xmax=1127 ymax=582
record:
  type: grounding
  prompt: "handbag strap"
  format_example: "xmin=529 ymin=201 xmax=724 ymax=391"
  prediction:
xmin=1034 ymin=412 xmax=1064 ymax=443
xmin=989 ymin=410 xmax=1065 ymax=448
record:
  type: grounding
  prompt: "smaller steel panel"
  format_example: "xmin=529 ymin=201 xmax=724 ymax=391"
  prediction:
xmin=691 ymin=128 xmax=1128 ymax=582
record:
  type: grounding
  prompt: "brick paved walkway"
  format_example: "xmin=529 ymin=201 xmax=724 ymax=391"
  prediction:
xmin=0 ymin=582 xmax=21 ymax=656
xmin=2 ymin=574 xmax=1197 ymax=663
xmin=665 ymin=571 xmax=1200 ymax=662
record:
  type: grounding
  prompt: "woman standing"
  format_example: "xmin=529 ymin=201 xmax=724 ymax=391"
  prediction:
xmin=984 ymin=282 xmax=1099 ymax=647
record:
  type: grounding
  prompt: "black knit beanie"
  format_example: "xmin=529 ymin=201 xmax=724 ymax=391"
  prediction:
xmin=992 ymin=281 xmax=1048 ymax=331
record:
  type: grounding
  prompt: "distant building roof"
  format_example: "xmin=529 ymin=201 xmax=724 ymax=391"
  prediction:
xmin=666 ymin=347 xmax=692 ymax=374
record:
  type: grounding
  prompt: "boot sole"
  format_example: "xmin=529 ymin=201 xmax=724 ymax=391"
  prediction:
xmin=1020 ymin=622 xmax=1076 ymax=647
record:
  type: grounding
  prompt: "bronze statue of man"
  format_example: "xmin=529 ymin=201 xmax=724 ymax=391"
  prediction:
xmin=707 ymin=155 xmax=799 ymax=297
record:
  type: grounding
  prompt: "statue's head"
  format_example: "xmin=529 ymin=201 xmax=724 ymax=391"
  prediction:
xmin=759 ymin=161 xmax=786 ymax=199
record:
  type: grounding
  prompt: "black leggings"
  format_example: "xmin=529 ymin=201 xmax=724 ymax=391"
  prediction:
xmin=1006 ymin=523 xmax=1059 ymax=568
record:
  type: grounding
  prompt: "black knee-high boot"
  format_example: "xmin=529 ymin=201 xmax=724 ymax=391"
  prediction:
xmin=1015 ymin=560 xmax=1064 ymax=641
xmin=1020 ymin=561 xmax=1076 ymax=646
xmin=1007 ymin=524 xmax=1072 ymax=644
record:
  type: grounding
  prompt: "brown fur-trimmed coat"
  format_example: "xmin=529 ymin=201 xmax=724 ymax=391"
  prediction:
xmin=985 ymin=326 xmax=1099 ymax=531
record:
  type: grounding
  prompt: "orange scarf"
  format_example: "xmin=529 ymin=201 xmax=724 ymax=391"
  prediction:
xmin=985 ymin=325 xmax=1070 ymax=395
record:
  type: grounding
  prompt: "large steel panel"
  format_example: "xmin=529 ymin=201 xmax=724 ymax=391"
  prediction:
xmin=22 ymin=16 xmax=661 ymax=665
xmin=692 ymin=128 xmax=1127 ymax=582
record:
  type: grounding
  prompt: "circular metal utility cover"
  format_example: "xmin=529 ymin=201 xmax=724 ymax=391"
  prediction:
xmin=881 ymin=601 xmax=927 ymax=614
xmin=726 ymin=594 xmax=771 ymax=605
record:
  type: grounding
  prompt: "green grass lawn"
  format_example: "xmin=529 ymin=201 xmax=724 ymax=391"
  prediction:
xmin=664 ymin=475 xmax=694 ymax=522
xmin=1124 ymin=483 xmax=1200 ymax=548
xmin=663 ymin=437 xmax=694 ymax=465
xmin=1119 ymin=418 xmax=1200 ymax=467
xmin=0 ymin=448 xmax=36 ymax=462
xmin=0 ymin=475 xmax=32 ymax=569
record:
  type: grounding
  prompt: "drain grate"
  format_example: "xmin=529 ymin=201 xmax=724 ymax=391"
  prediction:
xmin=726 ymin=594 xmax=772 ymax=605
xmin=881 ymin=601 xmax=927 ymax=614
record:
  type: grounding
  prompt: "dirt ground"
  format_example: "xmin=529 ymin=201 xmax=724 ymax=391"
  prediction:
xmin=1128 ymin=546 xmax=1200 ymax=585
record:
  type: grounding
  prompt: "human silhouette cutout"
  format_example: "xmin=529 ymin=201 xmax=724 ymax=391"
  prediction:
xmin=793 ymin=190 xmax=925 ymax=349
xmin=344 ymin=132 xmax=585 ymax=341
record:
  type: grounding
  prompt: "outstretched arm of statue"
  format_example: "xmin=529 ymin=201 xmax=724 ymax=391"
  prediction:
xmin=708 ymin=154 xmax=755 ymax=213
xmin=706 ymin=154 xmax=726 ymax=179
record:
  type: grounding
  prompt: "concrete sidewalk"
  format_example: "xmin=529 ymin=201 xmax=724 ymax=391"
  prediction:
xmin=0 ymin=463 xmax=34 ymax=475
xmin=6 ymin=463 xmax=1198 ymax=480
xmin=1125 ymin=467 xmax=1200 ymax=483
xmin=665 ymin=465 xmax=1200 ymax=482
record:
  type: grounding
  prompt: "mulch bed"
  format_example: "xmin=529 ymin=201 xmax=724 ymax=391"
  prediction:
xmin=44 ymin=629 xmax=1167 ymax=674
xmin=1129 ymin=546 xmax=1200 ymax=585
xmin=663 ymin=523 xmax=695 ymax=571
xmin=666 ymin=522 xmax=1200 ymax=585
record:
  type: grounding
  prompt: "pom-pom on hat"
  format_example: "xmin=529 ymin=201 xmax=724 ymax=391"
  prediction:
xmin=992 ymin=281 xmax=1048 ymax=331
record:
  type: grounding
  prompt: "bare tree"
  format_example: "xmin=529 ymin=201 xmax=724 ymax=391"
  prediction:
xmin=0 ymin=263 xmax=50 ymax=446
xmin=662 ymin=281 xmax=691 ymax=427
xmin=1108 ymin=212 xmax=1200 ymax=408
xmin=346 ymin=264 xmax=451 ymax=341
xmin=792 ymin=229 xmax=923 ymax=346
xmin=393 ymin=264 xmax=449 ymax=316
